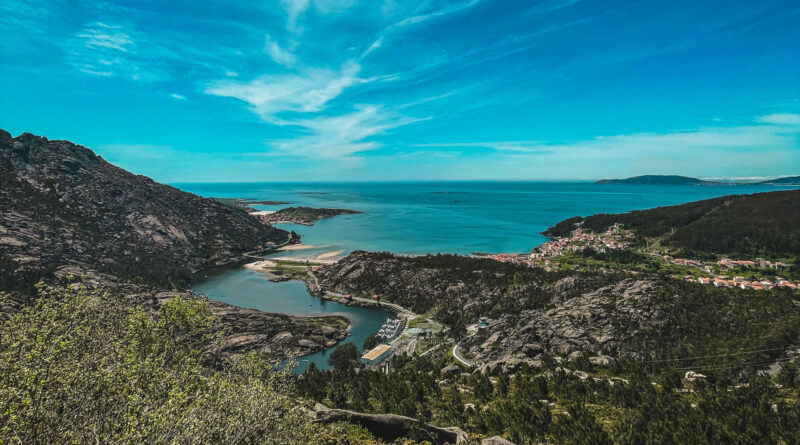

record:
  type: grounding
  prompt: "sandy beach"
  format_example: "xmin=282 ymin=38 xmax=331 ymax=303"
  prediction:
xmin=243 ymin=259 xmax=278 ymax=276
xmin=317 ymin=250 xmax=343 ymax=259
xmin=279 ymin=244 xmax=316 ymax=251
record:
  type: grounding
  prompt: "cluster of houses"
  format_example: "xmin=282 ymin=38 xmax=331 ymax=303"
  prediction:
xmin=661 ymin=255 xmax=713 ymax=273
xmin=480 ymin=223 xmax=800 ymax=293
xmin=530 ymin=227 xmax=631 ymax=260
xmin=718 ymin=258 xmax=788 ymax=271
xmin=484 ymin=226 xmax=632 ymax=269
xmin=686 ymin=275 xmax=798 ymax=291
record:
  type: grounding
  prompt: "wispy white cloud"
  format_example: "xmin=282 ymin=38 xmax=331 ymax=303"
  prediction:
xmin=416 ymin=116 xmax=800 ymax=178
xmin=395 ymin=0 xmax=481 ymax=28
xmin=266 ymin=105 xmax=425 ymax=158
xmin=757 ymin=113 xmax=800 ymax=126
xmin=203 ymin=0 xmax=493 ymax=161
xmin=76 ymin=22 xmax=132 ymax=51
xmin=281 ymin=0 xmax=310 ymax=33
xmin=265 ymin=36 xmax=297 ymax=67
xmin=205 ymin=61 xmax=365 ymax=119
xmin=415 ymin=141 xmax=550 ymax=153
xmin=361 ymin=0 xmax=482 ymax=59
xmin=170 ymin=93 xmax=187 ymax=100
xmin=63 ymin=22 xmax=171 ymax=81
xmin=397 ymin=91 xmax=458 ymax=109
xmin=523 ymin=0 xmax=583 ymax=15
xmin=422 ymin=118 xmax=800 ymax=155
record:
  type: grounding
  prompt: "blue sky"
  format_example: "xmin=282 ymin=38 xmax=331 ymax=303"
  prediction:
xmin=1 ymin=0 xmax=799 ymax=182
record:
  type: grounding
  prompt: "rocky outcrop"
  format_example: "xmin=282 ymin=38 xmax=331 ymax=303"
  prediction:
xmin=0 ymin=130 xmax=290 ymax=292
xmin=481 ymin=436 xmax=515 ymax=445
xmin=312 ymin=404 xmax=469 ymax=444
xmin=465 ymin=279 xmax=659 ymax=373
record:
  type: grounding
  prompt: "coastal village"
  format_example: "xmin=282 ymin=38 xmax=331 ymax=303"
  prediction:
xmin=484 ymin=224 xmax=800 ymax=291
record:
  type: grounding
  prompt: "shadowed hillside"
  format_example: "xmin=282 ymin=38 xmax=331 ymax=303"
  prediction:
xmin=545 ymin=189 xmax=800 ymax=258
xmin=0 ymin=130 xmax=291 ymax=292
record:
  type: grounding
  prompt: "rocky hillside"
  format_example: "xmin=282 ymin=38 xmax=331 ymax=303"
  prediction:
xmin=0 ymin=130 xmax=348 ymax=362
xmin=315 ymin=251 xmax=800 ymax=373
xmin=545 ymin=188 xmax=800 ymax=258
xmin=0 ymin=130 xmax=290 ymax=292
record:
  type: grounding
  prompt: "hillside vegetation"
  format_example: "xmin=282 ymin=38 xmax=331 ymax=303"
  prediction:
xmin=544 ymin=189 xmax=800 ymax=258
xmin=0 ymin=286 xmax=316 ymax=444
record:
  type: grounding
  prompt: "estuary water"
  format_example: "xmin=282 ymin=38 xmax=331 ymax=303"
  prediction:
xmin=192 ymin=266 xmax=393 ymax=372
xmin=185 ymin=181 xmax=797 ymax=371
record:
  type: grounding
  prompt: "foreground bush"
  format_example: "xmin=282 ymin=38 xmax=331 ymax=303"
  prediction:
xmin=0 ymin=285 xmax=314 ymax=444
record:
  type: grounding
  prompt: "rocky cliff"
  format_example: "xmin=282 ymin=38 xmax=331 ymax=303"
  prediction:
xmin=0 ymin=130 xmax=290 ymax=292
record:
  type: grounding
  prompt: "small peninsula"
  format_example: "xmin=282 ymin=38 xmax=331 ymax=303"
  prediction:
xmin=259 ymin=206 xmax=363 ymax=226
xmin=213 ymin=197 xmax=291 ymax=209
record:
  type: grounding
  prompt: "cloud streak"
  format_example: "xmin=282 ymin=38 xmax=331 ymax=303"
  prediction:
xmin=416 ymin=115 xmax=800 ymax=178
xmin=757 ymin=113 xmax=800 ymax=126
xmin=266 ymin=105 xmax=424 ymax=158
xmin=205 ymin=61 xmax=365 ymax=119
xmin=63 ymin=21 xmax=173 ymax=81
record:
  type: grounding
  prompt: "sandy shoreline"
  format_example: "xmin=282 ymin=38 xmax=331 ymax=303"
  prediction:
xmin=244 ymin=248 xmax=344 ymax=271
xmin=243 ymin=259 xmax=278 ymax=277
xmin=279 ymin=244 xmax=316 ymax=251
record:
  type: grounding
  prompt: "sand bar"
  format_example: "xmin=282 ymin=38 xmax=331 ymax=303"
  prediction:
xmin=279 ymin=244 xmax=316 ymax=251
xmin=317 ymin=250 xmax=343 ymax=259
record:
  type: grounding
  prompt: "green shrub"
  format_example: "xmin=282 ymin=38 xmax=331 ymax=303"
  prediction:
xmin=0 ymin=285 xmax=313 ymax=444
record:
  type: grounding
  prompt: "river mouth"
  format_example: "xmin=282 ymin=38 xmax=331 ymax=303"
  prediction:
xmin=192 ymin=265 xmax=392 ymax=372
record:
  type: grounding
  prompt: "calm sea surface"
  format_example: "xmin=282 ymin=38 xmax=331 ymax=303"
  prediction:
xmin=178 ymin=181 xmax=796 ymax=255
xmin=184 ymin=181 xmax=797 ymax=371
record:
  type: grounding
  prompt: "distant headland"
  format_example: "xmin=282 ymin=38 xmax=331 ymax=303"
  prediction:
xmin=595 ymin=174 xmax=800 ymax=186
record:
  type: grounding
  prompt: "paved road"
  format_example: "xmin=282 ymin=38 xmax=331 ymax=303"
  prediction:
xmin=420 ymin=343 xmax=443 ymax=357
xmin=242 ymin=237 xmax=296 ymax=260
xmin=452 ymin=342 xmax=472 ymax=367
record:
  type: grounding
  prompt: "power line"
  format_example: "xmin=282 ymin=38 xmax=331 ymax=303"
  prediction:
xmin=675 ymin=358 xmax=793 ymax=372
xmin=640 ymin=346 xmax=792 ymax=363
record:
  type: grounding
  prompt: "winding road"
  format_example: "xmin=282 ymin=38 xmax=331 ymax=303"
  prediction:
xmin=452 ymin=339 xmax=473 ymax=367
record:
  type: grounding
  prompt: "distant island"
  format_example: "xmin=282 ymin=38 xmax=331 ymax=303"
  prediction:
xmin=595 ymin=175 xmax=721 ymax=185
xmin=596 ymin=174 xmax=800 ymax=186
xmin=258 ymin=206 xmax=363 ymax=226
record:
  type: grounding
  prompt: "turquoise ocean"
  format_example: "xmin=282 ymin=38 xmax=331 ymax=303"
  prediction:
xmin=178 ymin=181 xmax=796 ymax=256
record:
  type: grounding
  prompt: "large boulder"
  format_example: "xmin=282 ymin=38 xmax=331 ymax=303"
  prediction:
xmin=313 ymin=404 xmax=468 ymax=444
xmin=482 ymin=436 xmax=515 ymax=445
